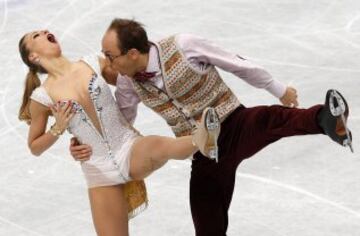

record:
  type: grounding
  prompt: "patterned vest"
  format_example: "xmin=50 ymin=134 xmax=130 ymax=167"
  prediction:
xmin=133 ymin=36 xmax=240 ymax=137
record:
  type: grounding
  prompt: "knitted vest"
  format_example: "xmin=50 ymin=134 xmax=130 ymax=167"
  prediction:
xmin=133 ymin=36 xmax=240 ymax=137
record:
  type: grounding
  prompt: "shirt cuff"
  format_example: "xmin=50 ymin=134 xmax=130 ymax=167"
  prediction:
xmin=266 ymin=80 xmax=287 ymax=98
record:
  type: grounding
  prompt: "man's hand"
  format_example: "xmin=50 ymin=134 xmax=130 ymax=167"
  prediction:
xmin=280 ymin=86 xmax=299 ymax=108
xmin=69 ymin=137 xmax=92 ymax=162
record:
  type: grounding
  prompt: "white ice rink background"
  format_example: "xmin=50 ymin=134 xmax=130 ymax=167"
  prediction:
xmin=0 ymin=0 xmax=359 ymax=235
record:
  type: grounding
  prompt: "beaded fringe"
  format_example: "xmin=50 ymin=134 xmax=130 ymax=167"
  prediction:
xmin=128 ymin=201 xmax=149 ymax=219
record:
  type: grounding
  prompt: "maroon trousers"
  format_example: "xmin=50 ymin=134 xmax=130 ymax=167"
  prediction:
xmin=190 ymin=104 xmax=324 ymax=236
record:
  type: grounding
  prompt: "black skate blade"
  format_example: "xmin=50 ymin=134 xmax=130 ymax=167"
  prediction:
xmin=329 ymin=90 xmax=347 ymax=117
xmin=349 ymin=144 xmax=354 ymax=153
xmin=343 ymin=138 xmax=354 ymax=153
xmin=340 ymin=113 xmax=354 ymax=153
xmin=209 ymin=148 xmax=219 ymax=163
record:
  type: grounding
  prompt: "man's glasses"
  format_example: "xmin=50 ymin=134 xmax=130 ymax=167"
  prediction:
xmin=103 ymin=52 xmax=123 ymax=62
xmin=101 ymin=51 xmax=125 ymax=63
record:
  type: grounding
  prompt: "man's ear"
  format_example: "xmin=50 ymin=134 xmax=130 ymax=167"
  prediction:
xmin=128 ymin=48 xmax=140 ymax=60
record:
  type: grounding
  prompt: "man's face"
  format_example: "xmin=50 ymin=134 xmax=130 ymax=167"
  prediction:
xmin=101 ymin=30 xmax=137 ymax=77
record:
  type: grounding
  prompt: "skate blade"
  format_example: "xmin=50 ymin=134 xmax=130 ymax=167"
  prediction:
xmin=205 ymin=108 xmax=220 ymax=162
xmin=329 ymin=90 xmax=346 ymax=117
xmin=340 ymin=113 xmax=354 ymax=153
xmin=330 ymin=90 xmax=353 ymax=153
xmin=206 ymin=130 xmax=218 ymax=162
xmin=208 ymin=148 xmax=218 ymax=162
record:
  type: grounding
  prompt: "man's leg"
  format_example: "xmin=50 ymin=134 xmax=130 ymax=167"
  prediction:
xmin=190 ymin=104 xmax=324 ymax=235
xmin=222 ymin=104 xmax=324 ymax=166
xmin=190 ymin=155 xmax=236 ymax=236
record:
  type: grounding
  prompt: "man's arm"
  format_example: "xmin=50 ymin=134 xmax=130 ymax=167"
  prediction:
xmin=178 ymin=34 xmax=298 ymax=107
xmin=114 ymin=74 xmax=141 ymax=124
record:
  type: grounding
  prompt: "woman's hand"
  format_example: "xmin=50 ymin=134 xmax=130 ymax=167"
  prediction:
xmin=50 ymin=101 xmax=75 ymax=132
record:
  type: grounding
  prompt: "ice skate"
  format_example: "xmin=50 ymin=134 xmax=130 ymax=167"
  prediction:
xmin=318 ymin=89 xmax=353 ymax=152
xmin=192 ymin=107 xmax=221 ymax=162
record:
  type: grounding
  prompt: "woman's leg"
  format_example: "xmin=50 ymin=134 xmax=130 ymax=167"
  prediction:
xmin=88 ymin=185 xmax=129 ymax=236
xmin=129 ymin=135 xmax=196 ymax=180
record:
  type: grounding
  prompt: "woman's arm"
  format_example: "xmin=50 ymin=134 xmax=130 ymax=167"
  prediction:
xmin=28 ymin=101 xmax=74 ymax=156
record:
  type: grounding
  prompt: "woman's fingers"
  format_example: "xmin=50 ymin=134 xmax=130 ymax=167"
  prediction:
xmin=66 ymin=112 xmax=75 ymax=122
xmin=50 ymin=105 xmax=57 ymax=115
xmin=61 ymin=102 xmax=71 ymax=115
xmin=64 ymin=103 xmax=74 ymax=118
xmin=55 ymin=102 xmax=61 ymax=112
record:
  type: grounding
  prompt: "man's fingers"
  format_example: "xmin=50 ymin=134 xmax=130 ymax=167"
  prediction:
xmin=285 ymin=101 xmax=292 ymax=107
xmin=70 ymin=144 xmax=92 ymax=152
xmin=73 ymin=151 xmax=92 ymax=159
xmin=71 ymin=149 xmax=92 ymax=155
xmin=293 ymin=99 xmax=299 ymax=108
xmin=73 ymin=154 xmax=91 ymax=161
xmin=288 ymin=86 xmax=296 ymax=92
xmin=78 ymin=149 xmax=92 ymax=155
xmin=70 ymin=137 xmax=80 ymax=146
xmin=73 ymin=151 xmax=91 ymax=157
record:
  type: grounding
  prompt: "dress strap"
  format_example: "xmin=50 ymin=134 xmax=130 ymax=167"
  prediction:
xmin=30 ymin=86 xmax=53 ymax=107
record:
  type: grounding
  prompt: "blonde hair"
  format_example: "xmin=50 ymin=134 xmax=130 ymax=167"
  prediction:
xmin=18 ymin=34 xmax=46 ymax=124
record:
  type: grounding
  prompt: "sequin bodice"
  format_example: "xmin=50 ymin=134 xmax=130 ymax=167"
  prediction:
xmin=30 ymin=55 xmax=141 ymax=186
xmin=65 ymin=73 xmax=139 ymax=158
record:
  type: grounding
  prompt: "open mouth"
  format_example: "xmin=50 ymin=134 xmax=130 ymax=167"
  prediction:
xmin=47 ymin=33 xmax=57 ymax=43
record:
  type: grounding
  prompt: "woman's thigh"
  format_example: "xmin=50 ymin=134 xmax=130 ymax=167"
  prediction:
xmin=88 ymin=184 xmax=129 ymax=236
xmin=129 ymin=136 xmax=169 ymax=180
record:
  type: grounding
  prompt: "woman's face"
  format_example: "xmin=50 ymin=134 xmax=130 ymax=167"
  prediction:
xmin=23 ymin=30 xmax=62 ymax=63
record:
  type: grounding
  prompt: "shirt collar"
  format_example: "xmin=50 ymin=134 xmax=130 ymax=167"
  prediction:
xmin=145 ymin=45 xmax=160 ymax=73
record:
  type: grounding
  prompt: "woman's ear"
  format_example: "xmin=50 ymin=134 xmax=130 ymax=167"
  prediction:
xmin=28 ymin=52 xmax=39 ymax=64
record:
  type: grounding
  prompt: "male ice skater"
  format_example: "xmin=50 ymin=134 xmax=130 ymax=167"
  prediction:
xmin=70 ymin=18 xmax=353 ymax=235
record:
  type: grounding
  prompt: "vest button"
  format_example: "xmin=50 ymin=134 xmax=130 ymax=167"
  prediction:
xmin=169 ymin=98 xmax=174 ymax=102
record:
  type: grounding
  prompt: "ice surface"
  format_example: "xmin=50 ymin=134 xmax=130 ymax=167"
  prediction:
xmin=0 ymin=0 xmax=359 ymax=235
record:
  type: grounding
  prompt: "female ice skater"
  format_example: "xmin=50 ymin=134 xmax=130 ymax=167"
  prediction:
xmin=18 ymin=29 xmax=220 ymax=236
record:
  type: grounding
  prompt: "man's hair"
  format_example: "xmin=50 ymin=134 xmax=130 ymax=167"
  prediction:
xmin=108 ymin=18 xmax=150 ymax=55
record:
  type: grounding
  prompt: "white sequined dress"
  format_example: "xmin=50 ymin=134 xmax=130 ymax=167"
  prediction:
xmin=30 ymin=55 xmax=141 ymax=188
